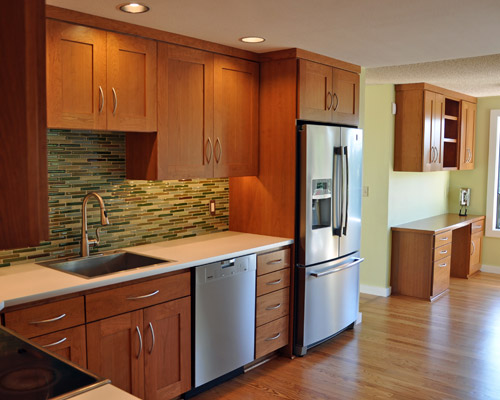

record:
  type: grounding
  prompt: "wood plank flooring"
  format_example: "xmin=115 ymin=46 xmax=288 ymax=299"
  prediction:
xmin=194 ymin=272 xmax=500 ymax=399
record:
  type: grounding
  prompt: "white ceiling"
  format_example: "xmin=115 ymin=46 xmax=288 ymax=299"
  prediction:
xmin=46 ymin=0 xmax=500 ymax=96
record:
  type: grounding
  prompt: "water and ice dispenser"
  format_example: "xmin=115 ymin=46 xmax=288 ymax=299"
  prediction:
xmin=311 ymin=178 xmax=332 ymax=229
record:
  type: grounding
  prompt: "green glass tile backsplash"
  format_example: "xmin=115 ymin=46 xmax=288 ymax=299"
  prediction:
xmin=0 ymin=130 xmax=229 ymax=267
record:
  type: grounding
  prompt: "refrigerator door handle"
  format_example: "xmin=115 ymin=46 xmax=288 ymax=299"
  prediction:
xmin=343 ymin=146 xmax=349 ymax=236
xmin=333 ymin=146 xmax=343 ymax=236
xmin=310 ymin=257 xmax=364 ymax=278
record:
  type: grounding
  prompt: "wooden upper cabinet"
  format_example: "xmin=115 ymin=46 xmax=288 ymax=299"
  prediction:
xmin=394 ymin=83 xmax=476 ymax=172
xmin=0 ymin=0 xmax=48 ymax=250
xmin=46 ymin=20 xmax=156 ymax=132
xmin=46 ymin=19 xmax=106 ymax=130
xmin=214 ymin=55 xmax=259 ymax=177
xmin=298 ymin=59 xmax=359 ymax=126
xmin=107 ymin=32 xmax=157 ymax=132
xmin=156 ymin=43 xmax=214 ymax=179
xmin=459 ymin=101 xmax=476 ymax=170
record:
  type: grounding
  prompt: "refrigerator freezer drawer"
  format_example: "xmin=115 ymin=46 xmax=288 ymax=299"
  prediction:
xmin=295 ymin=256 xmax=362 ymax=356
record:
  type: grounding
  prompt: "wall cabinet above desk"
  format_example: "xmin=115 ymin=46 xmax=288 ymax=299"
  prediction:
xmin=394 ymin=83 xmax=477 ymax=172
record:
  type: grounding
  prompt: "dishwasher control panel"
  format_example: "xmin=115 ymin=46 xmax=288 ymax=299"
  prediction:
xmin=200 ymin=256 xmax=256 ymax=283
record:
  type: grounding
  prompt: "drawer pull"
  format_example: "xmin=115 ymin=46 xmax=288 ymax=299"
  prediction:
xmin=266 ymin=279 xmax=282 ymax=286
xmin=267 ymin=259 xmax=283 ymax=265
xmin=126 ymin=290 xmax=159 ymax=300
xmin=265 ymin=333 xmax=281 ymax=341
xmin=29 ymin=313 xmax=66 ymax=325
xmin=439 ymin=263 xmax=448 ymax=268
xmin=473 ymin=225 xmax=482 ymax=229
xmin=439 ymin=250 xmax=448 ymax=254
xmin=266 ymin=303 xmax=282 ymax=311
xmin=440 ymin=237 xmax=449 ymax=241
xmin=42 ymin=337 xmax=67 ymax=348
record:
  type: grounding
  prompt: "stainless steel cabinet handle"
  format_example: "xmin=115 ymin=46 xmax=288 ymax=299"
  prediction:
xmin=42 ymin=337 xmax=67 ymax=348
xmin=215 ymin=137 xmax=222 ymax=163
xmin=29 ymin=313 xmax=66 ymax=325
xmin=311 ymin=257 xmax=364 ymax=278
xmin=126 ymin=290 xmax=159 ymax=300
xmin=205 ymin=137 xmax=213 ymax=163
xmin=98 ymin=86 xmax=104 ymax=113
xmin=266 ymin=303 xmax=282 ymax=311
xmin=332 ymin=93 xmax=339 ymax=111
xmin=267 ymin=259 xmax=282 ymax=265
xmin=438 ymin=263 xmax=448 ymax=268
xmin=440 ymin=237 xmax=449 ymax=241
xmin=440 ymin=250 xmax=448 ymax=254
xmin=326 ymin=91 xmax=333 ymax=110
xmin=265 ymin=333 xmax=281 ymax=341
xmin=266 ymin=279 xmax=282 ymax=286
xmin=473 ymin=225 xmax=482 ymax=230
xmin=112 ymin=87 xmax=117 ymax=115
xmin=471 ymin=241 xmax=476 ymax=256
xmin=136 ymin=326 xmax=143 ymax=359
xmin=148 ymin=322 xmax=155 ymax=354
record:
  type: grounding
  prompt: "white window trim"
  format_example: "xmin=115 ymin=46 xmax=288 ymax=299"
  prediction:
xmin=486 ymin=110 xmax=500 ymax=238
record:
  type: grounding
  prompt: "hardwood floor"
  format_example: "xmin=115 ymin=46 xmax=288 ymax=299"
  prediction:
xmin=194 ymin=272 xmax=500 ymax=399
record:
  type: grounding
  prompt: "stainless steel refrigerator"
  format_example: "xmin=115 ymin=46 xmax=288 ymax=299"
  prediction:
xmin=295 ymin=123 xmax=364 ymax=356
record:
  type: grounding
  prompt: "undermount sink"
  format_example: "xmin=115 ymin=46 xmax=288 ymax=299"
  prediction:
xmin=38 ymin=251 xmax=172 ymax=279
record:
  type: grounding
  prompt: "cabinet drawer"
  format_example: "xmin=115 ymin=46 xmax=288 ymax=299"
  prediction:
xmin=432 ymin=256 xmax=451 ymax=297
xmin=30 ymin=325 xmax=87 ymax=369
xmin=86 ymin=271 xmax=190 ymax=322
xmin=256 ymin=269 xmax=290 ymax=296
xmin=471 ymin=219 xmax=485 ymax=233
xmin=255 ymin=316 xmax=289 ymax=359
xmin=433 ymin=243 xmax=451 ymax=261
xmin=434 ymin=231 xmax=452 ymax=247
xmin=4 ymin=297 xmax=85 ymax=338
xmin=257 ymin=248 xmax=290 ymax=276
xmin=256 ymin=288 xmax=289 ymax=327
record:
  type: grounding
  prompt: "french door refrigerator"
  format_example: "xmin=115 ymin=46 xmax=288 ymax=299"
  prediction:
xmin=295 ymin=123 xmax=364 ymax=356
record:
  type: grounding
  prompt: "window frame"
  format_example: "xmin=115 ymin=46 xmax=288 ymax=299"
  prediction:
xmin=485 ymin=109 xmax=500 ymax=237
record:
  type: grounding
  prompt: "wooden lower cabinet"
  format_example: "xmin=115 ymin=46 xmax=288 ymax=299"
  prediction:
xmin=87 ymin=297 xmax=191 ymax=400
xmin=31 ymin=325 xmax=87 ymax=369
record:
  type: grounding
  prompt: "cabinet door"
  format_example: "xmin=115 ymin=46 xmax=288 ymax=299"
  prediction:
xmin=332 ymin=68 xmax=359 ymax=126
xmin=46 ymin=19 xmax=107 ymax=130
xmin=87 ymin=310 xmax=144 ymax=399
xmin=107 ymin=32 xmax=157 ymax=132
xmin=470 ymin=231 xmax=483 ymax=275
xmin=298 ymin=59 xmax=333 ymax=123
xmin=214 ymin=55 xmax=259 ymax=177
xmin=423 ymin=91 xmax=444 ymax=171
xmin=157 ymin=43 xmax=214 ymax=179
xmin=31 ymin=325 xmax=87 ymax=369
xmin=143 ymin=297 xmax=191 ymax=400
xmin=459 ymin=101 xmax=476 ymax=170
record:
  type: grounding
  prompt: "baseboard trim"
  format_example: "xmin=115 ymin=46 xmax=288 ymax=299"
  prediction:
xmin=360 ymin=284 xmax=391 ymax=297
xmin=481 ymin=265 xmax=500 ymax=274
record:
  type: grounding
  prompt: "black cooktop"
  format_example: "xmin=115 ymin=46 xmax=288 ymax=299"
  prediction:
xmin=0 ymin=327 xmax=108 ymax=400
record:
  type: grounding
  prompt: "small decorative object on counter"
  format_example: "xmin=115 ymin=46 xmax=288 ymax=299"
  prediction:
xmin=459 ymin=188 xmax=471 ymax=216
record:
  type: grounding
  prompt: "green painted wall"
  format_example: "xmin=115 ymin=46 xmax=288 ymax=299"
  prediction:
xmin=361 ymin=84 xmax=451 ymax=290
xmin=449 ymin=97 xmax=500 ymax=270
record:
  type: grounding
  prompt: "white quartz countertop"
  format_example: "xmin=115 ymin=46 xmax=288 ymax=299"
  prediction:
xmin=0 ymin=231 xmax=293 ymax=311
xmin=73 ymin=383 xmax=140 ymax=400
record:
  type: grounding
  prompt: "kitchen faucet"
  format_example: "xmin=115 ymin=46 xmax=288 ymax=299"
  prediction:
xmin=81 ymin=192 xmax=110 ymax=257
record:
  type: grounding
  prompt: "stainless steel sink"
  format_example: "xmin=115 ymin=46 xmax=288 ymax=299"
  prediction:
xmin=38 ymin=251 xmax=172 ymax=279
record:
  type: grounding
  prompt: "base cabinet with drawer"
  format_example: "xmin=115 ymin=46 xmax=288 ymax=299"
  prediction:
xmin=255 ymin=248 xmax=291 ymax=359
xmin=86 ymin=271 xmax=191 ymax=400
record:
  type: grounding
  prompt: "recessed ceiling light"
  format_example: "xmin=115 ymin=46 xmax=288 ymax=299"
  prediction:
xmin=239 ymin=36 xmax=266 ymax=44
xmin=118 ymin=3 xmax=150 ymax=14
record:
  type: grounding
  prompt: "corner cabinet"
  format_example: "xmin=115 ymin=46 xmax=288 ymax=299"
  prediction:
xmin=394 ymin=83 xmax=477 ymax=172
xmin=126 ymin=45 xmax=259 ymax=180
xmin=0 ymin=0 xmax=48 ymax=250
xmin=298 ymin=59 xmax=359 ymax=126
xmin=46 ymin=19 xmax=157 ymax=132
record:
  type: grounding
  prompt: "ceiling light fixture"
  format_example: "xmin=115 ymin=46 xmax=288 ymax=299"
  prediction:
xmin=118 ymin=3 xmax=150 ymax=14
xmin=239 ymin=36 xmax=266 ymax=44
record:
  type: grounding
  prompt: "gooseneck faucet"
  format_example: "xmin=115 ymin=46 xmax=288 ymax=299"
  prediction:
xmin=81 ymin=192 xmax=110 ymax=257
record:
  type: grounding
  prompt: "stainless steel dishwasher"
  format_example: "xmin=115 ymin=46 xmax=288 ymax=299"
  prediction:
xmin=194 ymin=254 xmax=256 ymax=388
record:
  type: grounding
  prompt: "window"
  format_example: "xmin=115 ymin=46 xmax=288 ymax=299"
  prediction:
xmin=486 ymin=110 xmax=500 ymax=237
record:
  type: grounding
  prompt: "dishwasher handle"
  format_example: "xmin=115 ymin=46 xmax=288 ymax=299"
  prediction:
xmin=310 ymin=257 xmax=364 ymax=278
